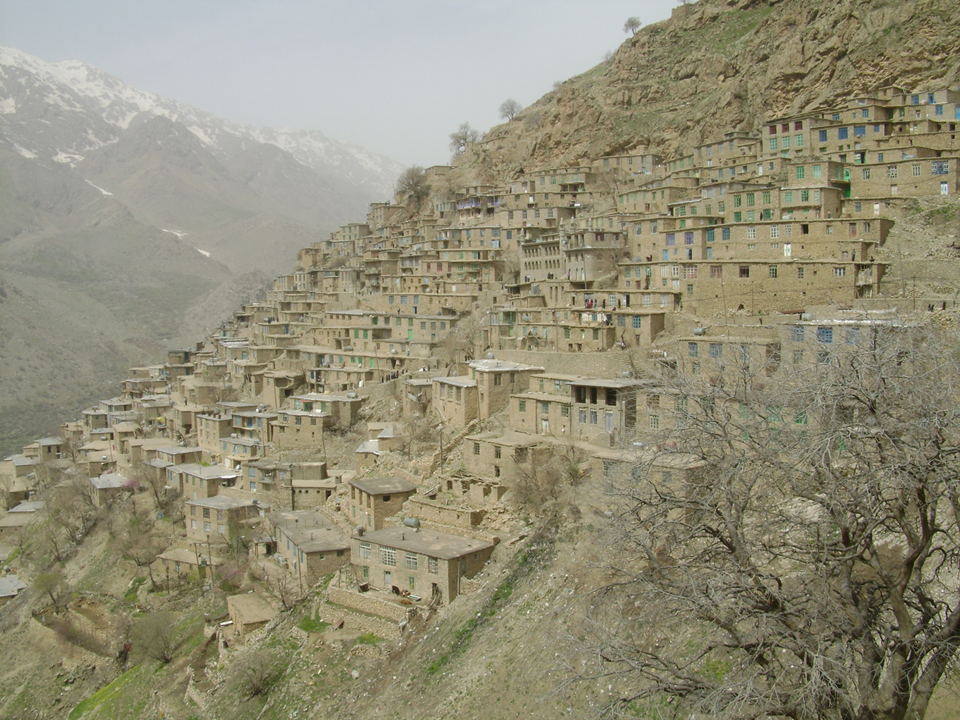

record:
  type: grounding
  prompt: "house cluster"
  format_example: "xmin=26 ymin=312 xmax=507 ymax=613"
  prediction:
xmin=1 ymin=83 xmax=957 ymax=628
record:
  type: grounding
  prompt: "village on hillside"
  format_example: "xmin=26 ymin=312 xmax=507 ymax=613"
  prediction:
xmin=2 ymin=83 xmax=959 ymax=645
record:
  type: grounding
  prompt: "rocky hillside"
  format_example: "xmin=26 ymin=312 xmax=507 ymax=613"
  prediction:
xmin=471 ymin=0 xmax=960 ymax=179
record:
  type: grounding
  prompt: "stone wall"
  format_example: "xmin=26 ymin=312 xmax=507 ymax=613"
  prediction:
xmin=327 ymin=585 xmax=415 ymax=624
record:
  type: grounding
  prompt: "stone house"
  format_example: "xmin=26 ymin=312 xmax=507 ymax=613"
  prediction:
xmin=269 ymin=510 xmax=350 ymax=586
xmin=343 ymin=476 xmax=418 ymax=531
xmin=89 ymin=473 xmax=130 ymax=507
xmin=431 ymin=376 xmax=478 ymax=429
xmin=185 ymin=496 xmax=261 ymax=545
xmin=226 ymin=593 xmax=276 ymax=644
xmin=351 ymin=526 xmax=495 ymax=604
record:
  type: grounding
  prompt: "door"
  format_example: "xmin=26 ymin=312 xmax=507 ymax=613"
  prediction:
xmin=384 ymin=570 xmax=392 ymax=588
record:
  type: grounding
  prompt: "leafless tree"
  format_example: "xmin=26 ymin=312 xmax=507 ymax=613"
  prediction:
xmin=623 ymin=16 xmax=641 ymax=36
xmin=46 ymin=475 xmax=99 ymax=544
xmin=513 ymin=438 xmax=588 ymax=509
xmin=589 ymin=320 xmax=960 ymax=720
xmin=396 ymin=165 xmax=431 ymax=213
xmin=111 ymin=497 xmax=166 ymax=590
xmin=268 ymin=569 xmax=305 ymax=611
xmin=236 ymin=648 xmax=281 ymax=697
xmin=34 ymin=570 xmax=67 ymax=613
xmin=449 ymin=123 xmax=480 ymax=158
xmin=135 ymin=610 xmax=180 ymax=664
xmin=499 ymin=99 xmax=522 ymax=121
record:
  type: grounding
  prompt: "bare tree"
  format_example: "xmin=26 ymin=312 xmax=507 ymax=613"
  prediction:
xmin=623 ymin=16 xmax=641 ymax=36
xmin=590 ymin=320 xmax=960 ymax=720
xmin=34 ymin=570 xmax=67 ymax=613
xmin=111 ymin=498 xmax=166 ymax=590
xmin=449 ymin=123 xmax=480 ymax=158
xmin=499 ymin=99 xmax=522 ymax=121
xmin=46 ymin=475 xmax=99 ymax=544
xmin=135 ymin=611 xmax=180 ymax=664
xmin=395 ymin=165 xmax=431 ymax=213
xmin=236 ymin=648 xmax=281 ymax=697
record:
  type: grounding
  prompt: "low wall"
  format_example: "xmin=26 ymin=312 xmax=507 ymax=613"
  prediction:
xmin=406 ymin=497 xmax=484 ymax=529
xmin=327 ymin=585 xmax=415 ymax=627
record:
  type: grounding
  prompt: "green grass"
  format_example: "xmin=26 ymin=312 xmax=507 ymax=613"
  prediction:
xmin=298 ymin=616 xmax=330 ymax=633
xmin=356 ymin=633 xmax=382 ymax=645
xmin=68 ymin=664 xmax=142 ymax=720
xmin=123 ymin=577 xmax=146 ymax=602
xmin=426 ymin=576 xmax=516 ymax=676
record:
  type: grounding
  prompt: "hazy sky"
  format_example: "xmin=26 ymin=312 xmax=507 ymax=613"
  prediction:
xmin=0 ymin=1 xmax=679 ymax=166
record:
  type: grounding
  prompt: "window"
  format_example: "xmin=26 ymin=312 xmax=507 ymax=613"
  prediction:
xmin=648 ymin=414 xmax=660 ymax=429
xmin=837 ymin=127 xmax=849 ymax=140
xmin=797 ymin=267 xmax=805 ymax=279
xmin=633 ymin=316 xmax=642 ymax=329
xmin=769 ymin=138 xmax=779 ymax=151
xmin=912 ymin=163 xmax=922 ymax=177
xmin=359 ymin=542 xmax=371 ymax=559
xmin=405 ymin=553 xmax=418 ymax=570
xmin=862 ymin=167 xmax=871 ymax=179
xmin=833 ymin=267 xmax=846 ymax=277
xmin=770 ymin=225 xmax=780 ymax=239
xmin=816 ymin=326 xmax=834 ymax=343
xmin=709 ymin=343 xmax=722 ymax=359
xmin=688 ymin=342 xmax=699 ymax=358
xmin=846 ymin=327 xmax=861 ymax=345
xmin=932 ymin=161 xmax=950 ymax=176
xmin=518 ymin=400 xmax=526 ymax=412
xmin=791 ymin=326 xmax=805 ymax=342
xmin=887 ymin=165 xmax=898 ymax=178
xmin=710 ymin=265 xmax=722 ymax=279
xmin=428 ymin=557 xmax=439 ymax=574
xmin=819 ymin=129 xmax=828 ymax=142
xmin=769 ymin=265 xmax=778 ymax=278
xmin=722 ymin=227 xmax=731 ymax=241
xmin=380 ymin=547 xmax=397 ymax=566
xmin=473 ymin=442 xmax=480 ymax=455
xmin=739 ymin=266 xmax=750 ymax=278
xmin=203 ymin=521 xmax=211 ymax=532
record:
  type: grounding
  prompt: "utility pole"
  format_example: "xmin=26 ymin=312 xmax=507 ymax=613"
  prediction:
xmin=438 ymin=424 xmax=444 ymax=474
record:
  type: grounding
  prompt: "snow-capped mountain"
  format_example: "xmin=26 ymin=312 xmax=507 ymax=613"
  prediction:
xmin=0 ymin=46 xmax=402 ymax=198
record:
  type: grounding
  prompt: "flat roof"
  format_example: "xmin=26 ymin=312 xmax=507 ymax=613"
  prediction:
xmin=466 ymin=431 xmax=542 ymax=448
xmin=269 ymin=511 xmax=349 ymax=552
xmin=468 ymin=359 xmax=544 ymax=373
xmin=349 ymin=476 xmax=417 ymax=495
xmin=186 ymin=495 xmax=259 ymax=510
xmin=9 ymin=501 xmax=45 ymax=513
xmin=356 ymin=526 xmax=494 ymax=560
xmin=176 ymin=463 xmax=238 ymax=480
xmin=434 ymin=376 xmax=476 ymax=388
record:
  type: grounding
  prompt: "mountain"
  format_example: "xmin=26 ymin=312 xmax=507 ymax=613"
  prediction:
xmin=0 ymin=46 xmax=401 ymax=199
xmin=472 ymin=0 xmax=960 ymax=178
xmin=0 ymin=47 xmax=403 ymax=455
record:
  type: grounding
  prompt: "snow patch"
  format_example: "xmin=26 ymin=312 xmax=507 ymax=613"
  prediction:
xmin=52 ymin=150 xmax=84 ymax=165
xmin=14 ymin=144 xmax=36 ymax=159
xmin=162 ymin=228 xmax=188 ymax=239
xmin=0 ymin=97 xmax=14 ymax=114
xmin=195 ymin=248 xmax=211 ymax=258
xmin=84 ymin=179 xmax=113 ymax=196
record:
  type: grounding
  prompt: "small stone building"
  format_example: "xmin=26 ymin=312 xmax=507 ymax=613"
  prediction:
xmin=343 ymin=476 xmax=417 ymax=531
xmin=351 ymin=526 xmax=495 ymax=604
